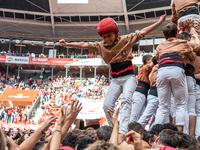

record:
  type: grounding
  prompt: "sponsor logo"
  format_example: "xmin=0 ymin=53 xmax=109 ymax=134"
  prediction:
xmin=7 ymin=57 xmax=12 ymax=61
xmin=32 ymin=58 xmax=48 ymax=61
xmin=74 ymin=60 xmax=79 ymax=62
xmin=8 ymin=93 xmax=29 ymax=98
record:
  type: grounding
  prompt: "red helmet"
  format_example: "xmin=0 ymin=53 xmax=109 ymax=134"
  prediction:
xmin=97 ymin=18 xmax=119 ymax=36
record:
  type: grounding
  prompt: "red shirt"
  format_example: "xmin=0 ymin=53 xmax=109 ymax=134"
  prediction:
xmin=7 ymin=109 xmax=13 ymax=115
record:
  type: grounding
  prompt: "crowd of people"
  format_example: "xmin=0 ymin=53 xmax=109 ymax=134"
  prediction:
xmin=1 ymin=0 xmax=200 ymax=149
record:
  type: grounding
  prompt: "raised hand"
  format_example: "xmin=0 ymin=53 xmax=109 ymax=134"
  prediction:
xmin=59 ymin=39 xmax=67 ymax=47
xmin=178 ymin=21 xmax=184 ymax=29
xmin=158 ymin=15 xmax=166 ymax=25
xmin=107 ymin=107 xmax=120 ymax=126
xmin=41 ymin=116 xmax=57 ymax=132
xmin=125 ymin=130 xmax=144 ymax=150
xmin=65 ymin=100 xmax=82 ymax=122
xmin=186 ymin=18 xmax=194 ymax=27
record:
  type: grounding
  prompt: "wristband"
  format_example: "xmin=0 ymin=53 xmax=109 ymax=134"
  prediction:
xmin=189 ymin=25 xmax=194 ymax=29
xmin=65 ymin=43 xmax=67 ymax=47
xmin=179 ymin=28 xmax=184 ymax=32
xmin=40 ymin=128 xmax=46 ymax=136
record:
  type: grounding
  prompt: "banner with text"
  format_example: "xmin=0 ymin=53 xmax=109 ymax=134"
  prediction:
xmin=0 ymin=55 xmax=6 ymax=63
xmin=72 ymin=58 xmax=102 ymax=66
xmin=6 ymin=56 xmax=29 ymax=64
xmin=50 ymin=58 xmax=73 ymax=65
xmin=29 ymin=57 xmax=51 ymax=65
xmin=77 ymin=99 xmax=105 ymax=119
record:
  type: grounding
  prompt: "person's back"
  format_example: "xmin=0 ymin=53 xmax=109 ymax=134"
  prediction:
xmin=155 ymin=23 xmax=193 ymax=133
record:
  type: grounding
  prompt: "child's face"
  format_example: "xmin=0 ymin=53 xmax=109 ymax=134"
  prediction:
xmin=147 ymin=57 xmax=153 ymax=64
xmin=102 ymin=31 xmax=117 ymax=46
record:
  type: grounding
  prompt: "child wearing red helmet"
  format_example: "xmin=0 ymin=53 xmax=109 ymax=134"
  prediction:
xmin=59 ymin=15 xmax=166 ymax=142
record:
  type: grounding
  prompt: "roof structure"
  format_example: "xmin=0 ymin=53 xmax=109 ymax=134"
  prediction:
xmin=0 ymin=0 xmax=178 ymax=40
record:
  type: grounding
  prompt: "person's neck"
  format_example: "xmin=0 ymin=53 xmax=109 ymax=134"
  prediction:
xmin=154 ymin=144 xmax=166 ymax=148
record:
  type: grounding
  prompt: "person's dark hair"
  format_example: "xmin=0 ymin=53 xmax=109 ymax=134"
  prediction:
xmin=128 ymin=122 xmax=144 ymax=134
xmin=152 ymin=56 xmax=158 ymax=65
xmin=163 ymin=123 xmax=178 ymax=131
xmin=32 ymin=141 xmax=48 ymax=150
xmin=142 ymin=55 xmax=152 ymax=65
xmin=178 ymin=134 xmax=199 ymax=150
xmin=150 ymin=124 xmax=164 ymax=136
xmin=143 ymin=131 xmax=156 ymax=144
xmin=13 ymin=132 xmax=21 ymax=140
xmin=81 ymin=130 xmax=87 ymax=135
xmin=158 ymin=129 xmax=179 ymax=148
xmin=163 ymin=23 xmax=177 ymax=39
xmin=61 ymin=132 xmax=78 ymax=149
xmin=85 ymin=140 xmax=120 ymax=150
xmin=72 ymin=129 xmax=81 ymax=135
xmin=178 ymin=31 xmax=191 ymax=40
xmin=86 ymin=131 xmax=95 ymax=139
xmin=17 ymin=134 xmax=28 ymax=145
xmin=75 ymin=138 xmax=95 ymax=150
xmin=39 ymin=135 xmax=45 ymax=141
xmin=96 ymin=125 xmax=113 ymax=142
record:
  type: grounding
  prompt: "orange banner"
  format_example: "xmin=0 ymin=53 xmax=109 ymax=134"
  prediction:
xmin=50 ymin=58 xmax=73 ymax=65
xmin=0 ymin=89 xmax=39 ymax=102
xmin=0 ymin=55 xmax=6 ymax=63
xmin=29 ymin=57 xmax=51 ymax=65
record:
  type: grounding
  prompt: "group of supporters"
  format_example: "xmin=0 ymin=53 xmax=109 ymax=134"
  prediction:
xmin=2 ymin=0 xmax=200 ymax=149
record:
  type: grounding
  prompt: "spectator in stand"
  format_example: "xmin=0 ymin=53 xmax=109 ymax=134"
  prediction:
xmin=27 ymin=78 xmax=33 ymax=87
xmin=91 ymin=52 xmax=95 ymax=58
xmin=12 ymin=50 xmax=15 ymax=56
xmin=1 ymin=50 xmax=6 ymax=55
xmin=67 ymin=52 xmax=71 ymax=58
xmin=16 ymin=50 xmax=20 ymax=56
xmin=7 ymin=49 xmax=12 ymax=56
xmin=26 ymin=51 xmax=30 ymax=57
xmin=7 ymin=107 xmax=13 ymax=123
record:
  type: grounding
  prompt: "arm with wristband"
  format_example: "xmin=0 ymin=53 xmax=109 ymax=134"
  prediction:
xmin=19 ymin=116 xmax=57 ymax=150
xmin=43 ymin=100 xmax=82 ymax=150
xmin=50 ymin=107 xmax=66 ymax=150
xmin=187 ymin=18 xmax=200 ymax=52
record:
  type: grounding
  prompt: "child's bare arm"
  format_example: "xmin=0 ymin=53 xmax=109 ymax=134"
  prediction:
xmin=59 ymin=39 xmax=89 ymax=49
xmin=139 ymin=15 xmax=166 ymax=37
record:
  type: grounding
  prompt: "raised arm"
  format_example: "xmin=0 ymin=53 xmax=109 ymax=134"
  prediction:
xmin=171 ymin=2 xmax=178 ymax=25
xmin=139 ymin=15 xmax=166 ymax=37
xmin=107 ymin=107 xmax=120 ymax=145
xmin=187 ymin=18 xmax=200 ymax=52
xmin=50 ymin=107 xmax=67 ymax=150
xmin=59 ymin=39 xmax=89 ymax=49
xmin=43 ymin=101 xmax=82 ymax=150
xmin=20 ymin=116 xmax=57 ymax=150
